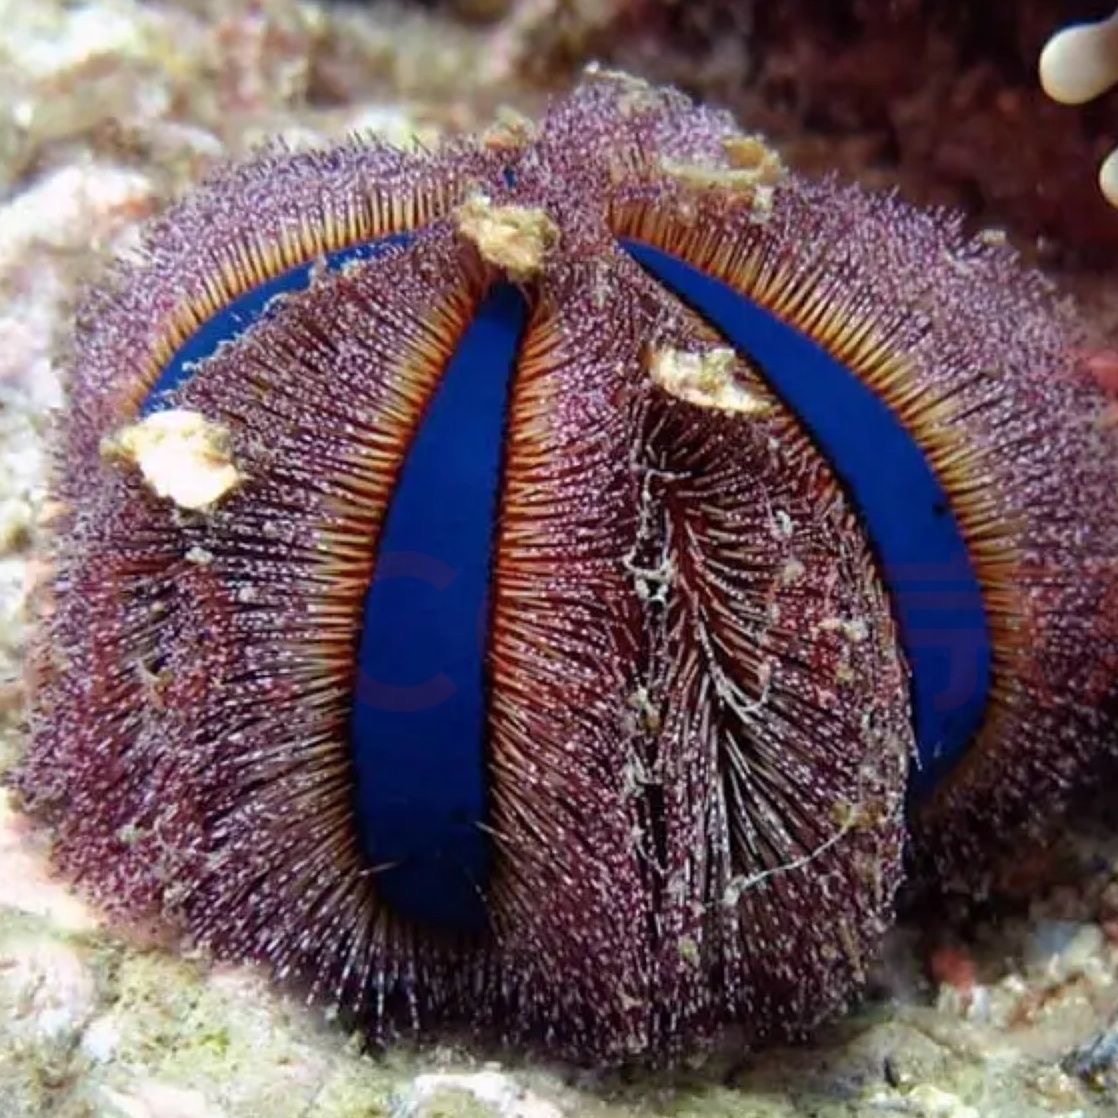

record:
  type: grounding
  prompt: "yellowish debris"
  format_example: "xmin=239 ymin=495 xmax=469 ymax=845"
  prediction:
xmin=661 ymin=158 xmax=761 ymax=195
xmin=101 ymin=409 xmax=243 ymax=512
xmin=660 ymin=136 xmax=786 ymax=220
xmin=0 ymin=497 xmax=32 ymax=556
xmin=455 ymin=193 xmax=559 ymax=282
xmin=648 ymin=345 xmax=772 ymax=417
xmin=722 ymin=135 xmax=787 ymax=187
xmin=626 ymin=686 xmax=662 ymax=735
xmin=582 ymin=62 xmax=653 ymax=93
xmin=820 ymin=616 xmax=870 ymax=644
xmin=481 ymin=106 xmax=538 ymax=151
xmin=779 ymin=557 xmax=806 ymax=585
xmin=583 ymin=66 xmax=667 ymax=119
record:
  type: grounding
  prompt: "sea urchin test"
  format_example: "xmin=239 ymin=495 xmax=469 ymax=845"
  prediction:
xmin=13 ymin=74 xmax=1118 ymax=1063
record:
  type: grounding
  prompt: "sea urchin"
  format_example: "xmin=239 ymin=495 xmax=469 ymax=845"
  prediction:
xmin=11 ymin=72 xmax=1118 ymax=1064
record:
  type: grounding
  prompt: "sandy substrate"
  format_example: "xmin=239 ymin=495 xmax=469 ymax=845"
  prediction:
xmin=0 ymin=2 xmax=1115 ymax=1116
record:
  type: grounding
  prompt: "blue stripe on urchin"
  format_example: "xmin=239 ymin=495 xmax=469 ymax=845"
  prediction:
xmin=141 ymin=233 xmax=414 ymax=414
xmin=139 ymin=234 xmax=525 ymax=933
xmin=623 ymin=240 xmax=992 ymax=796
xmin=350 ymin=282 xmax=527 ymax=933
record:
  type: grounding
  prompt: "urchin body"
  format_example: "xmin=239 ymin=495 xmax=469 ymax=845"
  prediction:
xmin=13 ymin=75 xmax=1118 ymax=1064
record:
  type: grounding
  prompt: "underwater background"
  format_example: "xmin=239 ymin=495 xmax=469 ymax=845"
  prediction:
xmin=0 ymin=1 xmax=1116 ymax=1116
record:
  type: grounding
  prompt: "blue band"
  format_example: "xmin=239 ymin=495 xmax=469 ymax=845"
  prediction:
xmin=141 ymin=234 xmax=413 ymax=413
xmin=623 ymin=240 xmax=992 ymax=796
xmin=141 ymin=235 xmax=520 ymax=932
xmin=350 ymin=283 xmax=527 ymax=932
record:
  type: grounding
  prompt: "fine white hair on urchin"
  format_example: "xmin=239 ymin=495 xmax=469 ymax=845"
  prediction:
xmin=1039 ymin=6 xmax=1118 ymax=207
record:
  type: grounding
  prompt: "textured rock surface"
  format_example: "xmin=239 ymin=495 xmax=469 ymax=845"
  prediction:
xmin=0 ymin=1 xmax=1115 ymax=1115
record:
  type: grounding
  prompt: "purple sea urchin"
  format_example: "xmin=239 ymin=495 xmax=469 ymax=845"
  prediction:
xmin=11 ymin=73 xmax=1118 ymax=1063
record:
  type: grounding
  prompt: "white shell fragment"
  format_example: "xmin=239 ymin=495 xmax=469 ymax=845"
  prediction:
xmin=648 ymin=345 xmax=772 ymax=416
xmin=101 ymin=409 xmax=244 ymax=512
xmin=455 ymin=193 xmax=559 ymax=282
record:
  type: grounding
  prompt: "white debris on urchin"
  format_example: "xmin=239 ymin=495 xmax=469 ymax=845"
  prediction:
xmin=659 ymin=136 xmax=787 ymax=223
xmin=455 ymin=193 xmax=559 ymax=282
xmin=101 ymin=409 xmax=244 ymax=512
xmin=648 ymin=345 xmax=772 ymax=416
xmin=1039 ymin=7 xmax=1118 ymax=207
